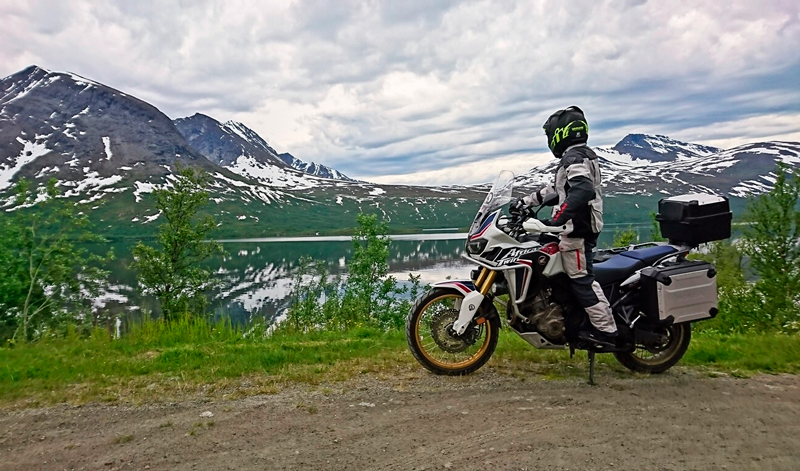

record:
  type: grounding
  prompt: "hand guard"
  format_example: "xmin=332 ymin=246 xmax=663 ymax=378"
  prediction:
xmin=522 ymin=219 xmax=566 ymax=234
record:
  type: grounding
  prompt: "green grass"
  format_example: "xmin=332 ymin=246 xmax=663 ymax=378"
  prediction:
xmin=1 ymin=319 xmax=797 ymax=408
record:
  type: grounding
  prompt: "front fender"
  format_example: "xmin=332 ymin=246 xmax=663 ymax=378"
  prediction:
xmin=433 ymin=280 xmax=476 ymax=296
xmin=433 ymin=280 xmax=501 ymax=327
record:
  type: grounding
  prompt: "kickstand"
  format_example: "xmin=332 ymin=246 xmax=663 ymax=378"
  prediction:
xmin=587 ymin=350 xmax=597 ymax=386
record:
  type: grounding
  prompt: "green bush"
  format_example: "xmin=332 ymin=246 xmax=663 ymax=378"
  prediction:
xmin=280 ymin=213 xmax=425 ymax=332
xmin=609 ymin=225 xmax=639 ymax=248
xmin=0 ymin=178 xmax=112 ymax=343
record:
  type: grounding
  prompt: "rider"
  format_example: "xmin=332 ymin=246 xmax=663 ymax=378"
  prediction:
xmin=512 ymin=106 xmax=618 ymax=347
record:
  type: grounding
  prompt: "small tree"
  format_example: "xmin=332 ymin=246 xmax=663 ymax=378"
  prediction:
xmin=0 ymin=178 xmax=111 ymax=342
xmin=741 ymin=164 xmax=800 ymax=330
xmin=649 ymin=211 xmax=666 ymax=242
xmin=341 ymin=213 xmax=406 ymax=328
xmin=131 ymin=167 xmax=223 ymax=322
xmin=610 ymin=225 xmax=639 ymax=248
xmin=284 ymin=256 xmax=341 ymax=331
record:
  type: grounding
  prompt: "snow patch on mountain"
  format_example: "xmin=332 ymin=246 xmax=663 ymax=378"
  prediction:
xmin=102 ymin=136 xmax=113 ymax=160
xmin=228 ymin=155 xmax=317 ymax=190
xmin=133 ymin=181 xmax=157 ymax=203
xmin=0 ymin=138 xmax=51 ymax=190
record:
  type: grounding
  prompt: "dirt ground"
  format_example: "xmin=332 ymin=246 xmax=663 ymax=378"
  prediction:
xmin=1 ymin=369 xmax=799 ymax=471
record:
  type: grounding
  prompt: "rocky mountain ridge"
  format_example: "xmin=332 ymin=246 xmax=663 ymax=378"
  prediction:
xmin=173 ymin=114 xmax=353 ymax=182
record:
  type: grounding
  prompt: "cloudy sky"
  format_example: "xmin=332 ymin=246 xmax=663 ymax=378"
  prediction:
xmin=1 ymin=0 xmax=799 ymax=185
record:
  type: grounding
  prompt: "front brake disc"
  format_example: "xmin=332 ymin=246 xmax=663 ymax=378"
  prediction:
xmin=430 ymin=308 xmax=478 ymax=353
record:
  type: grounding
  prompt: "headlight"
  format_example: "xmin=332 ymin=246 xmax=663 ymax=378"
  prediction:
xmin=466 ymin=238 xmax=488 ymax=254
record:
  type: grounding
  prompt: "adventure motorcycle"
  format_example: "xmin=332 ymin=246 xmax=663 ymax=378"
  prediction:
xmin=406 ymin=171 xmax=731 ymax=383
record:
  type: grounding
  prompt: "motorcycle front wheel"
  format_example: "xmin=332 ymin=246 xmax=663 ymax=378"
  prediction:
xmin=406 ymin=288 xmax=499 ymax=376
xmin=614 ymin=322 xmax=692 ymax=374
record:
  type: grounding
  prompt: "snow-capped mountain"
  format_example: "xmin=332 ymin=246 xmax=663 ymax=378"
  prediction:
xmin=174 ymin=113 xmax=353 ymax=189
xmin=611 ymin=134 xmax=721 ymax=162
xmin=0 ymin=65 xmax=216 ymax=199
xmin=174 ymin=113 xmax=288 ymax=168
xmin=0 ymin=66 xmax=484 ymax=236
xmin=276 ymin=152 xmax=353 ymax=181
xmin=174 ymin=113 xmax=352 ymax=181
xmin=517 ymin=136 xmax=800 ymax=199
xmin=2 ymin=65 xmax=798 ymax=236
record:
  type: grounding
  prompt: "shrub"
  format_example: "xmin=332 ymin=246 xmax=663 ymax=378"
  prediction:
xmin=281 ymin=213 xmax=426 ymax=332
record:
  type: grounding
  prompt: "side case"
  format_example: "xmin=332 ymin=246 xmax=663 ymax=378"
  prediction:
xmin=640 ymin=261 xmax=718 ymax=324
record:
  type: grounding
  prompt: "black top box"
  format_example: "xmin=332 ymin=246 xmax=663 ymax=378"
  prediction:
xmin=656 ymin=194 xmax=732 ymax=246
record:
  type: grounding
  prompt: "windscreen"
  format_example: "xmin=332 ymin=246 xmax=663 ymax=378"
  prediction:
xmin=468 ymin=170 xmax=515 ymax=235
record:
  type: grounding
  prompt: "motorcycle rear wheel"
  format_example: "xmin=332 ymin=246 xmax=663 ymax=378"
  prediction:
xmin=614 ymin=323 xmax=692 ymax=374
xmin=406 ymin=288 xmax=499 ymax=376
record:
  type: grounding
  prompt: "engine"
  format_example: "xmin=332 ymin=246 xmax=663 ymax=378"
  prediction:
xmin=531 ymin=303 xmax=566 ymax=340
xmin=514 ymin=289 xmax=566 ymax=340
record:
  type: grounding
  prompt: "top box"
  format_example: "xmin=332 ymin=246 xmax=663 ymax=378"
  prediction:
xmin=656 ymin=194 xmax=732 ymax=246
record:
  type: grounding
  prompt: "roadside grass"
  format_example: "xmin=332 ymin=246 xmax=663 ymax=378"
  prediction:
xmin=1 ymin=320 xmax=798 ymax=408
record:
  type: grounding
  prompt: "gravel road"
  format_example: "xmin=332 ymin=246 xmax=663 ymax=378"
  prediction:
xmin=1 ymin=370 xmax=798 ymax=470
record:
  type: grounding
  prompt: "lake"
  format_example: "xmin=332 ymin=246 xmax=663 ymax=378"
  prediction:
xmin=96 ymin=225 xmax=653 ymax=325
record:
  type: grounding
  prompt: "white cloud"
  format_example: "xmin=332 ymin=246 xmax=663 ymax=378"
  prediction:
xmin=1 ymin=0 xmax=798 ymax=184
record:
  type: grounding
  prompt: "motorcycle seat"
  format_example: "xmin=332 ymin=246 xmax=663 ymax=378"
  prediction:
xmin=593 ymin=255 xmax=645 ymax=286
xmin=619 ymin=245 xmax=678 ymax=266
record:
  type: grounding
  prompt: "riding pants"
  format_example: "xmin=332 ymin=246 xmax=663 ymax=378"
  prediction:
xmin=559 ymin=235 xmax=617 ymax=334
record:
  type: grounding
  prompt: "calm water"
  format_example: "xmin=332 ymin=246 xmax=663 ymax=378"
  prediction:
xmin=96 ymin=225 xmax=651 ymax=324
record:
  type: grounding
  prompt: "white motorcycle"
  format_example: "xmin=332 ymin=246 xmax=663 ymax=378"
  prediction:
xmin=406 ymin=171 xmax=731 ymax=383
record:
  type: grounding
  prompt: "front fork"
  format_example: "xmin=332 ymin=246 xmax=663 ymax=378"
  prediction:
xmin=452 ymin=268 xmax=497 ymax=335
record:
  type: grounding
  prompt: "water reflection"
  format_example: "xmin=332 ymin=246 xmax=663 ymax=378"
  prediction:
xmin=97 ymin=235 xmax=474 ymax=324
xmin=98 ymin=226 xmax=649 ymax=324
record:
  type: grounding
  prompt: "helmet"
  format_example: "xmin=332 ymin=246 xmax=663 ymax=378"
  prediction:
xmin=542 ymin=106 xmax=588 ymax=157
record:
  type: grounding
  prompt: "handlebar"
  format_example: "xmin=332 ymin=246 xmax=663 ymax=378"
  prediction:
xmin=505 ymin=205 xmax=565 ymax=239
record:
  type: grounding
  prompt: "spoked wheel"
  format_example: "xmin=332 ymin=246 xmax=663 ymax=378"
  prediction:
xmin=406 ymin=288 xmax=499 ymax=375
xmin=614 ymin=323 xmax=692 ymax=374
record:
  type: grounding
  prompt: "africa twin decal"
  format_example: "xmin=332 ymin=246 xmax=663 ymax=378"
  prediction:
xmin=495 ymin=247 xmax=537 ymax=265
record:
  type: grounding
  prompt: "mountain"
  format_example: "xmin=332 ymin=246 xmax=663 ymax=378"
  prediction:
xmin=0 ymin=66 xmax=484 ymax=237
xmin=174 ymin=113 xmax=353 ymax=181
xmin=0 ymin=66 xmax=216 ymax=197
xmin=2 ymin=65 xmax=798 ymax=237
xmin=611 ymin=134 xmax=721 ymax=162
xmin=173 ymin=113 xmax=288 ymax=168
xmin=173 ymin=113 xmax=353 ymax=189
xmin=516 ymin=134 xmax=800 ymax=222
xmin=277 ymin=152 xmax=352 ymax=180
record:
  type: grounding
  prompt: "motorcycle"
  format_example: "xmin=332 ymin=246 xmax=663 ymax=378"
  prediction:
xmin=406 ymin=170 xmax=731 ymax=384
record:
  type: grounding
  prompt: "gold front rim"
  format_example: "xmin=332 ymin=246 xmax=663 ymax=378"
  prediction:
xmin=414 ymin=293 xmax=492 ymax=371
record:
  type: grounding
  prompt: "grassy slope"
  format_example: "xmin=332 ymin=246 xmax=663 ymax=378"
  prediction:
xmin=1 ymin=321 xmax=797 ymax=408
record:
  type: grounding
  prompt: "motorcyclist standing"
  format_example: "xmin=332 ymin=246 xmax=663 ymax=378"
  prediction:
xmin=513 ymin=106 xmax=618 ymax=347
